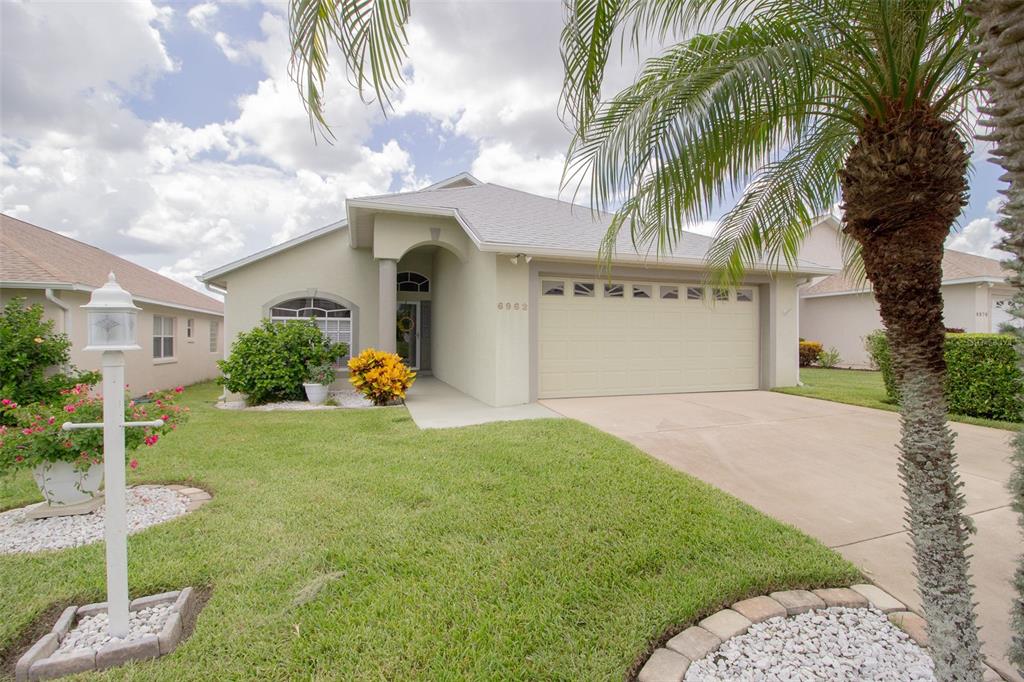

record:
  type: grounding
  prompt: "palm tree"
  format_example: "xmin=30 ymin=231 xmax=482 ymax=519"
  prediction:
xmin=967 ymin=0 xmax=1024 ymax=668
xmin=288 ymin=0 xmax=986 ymax=677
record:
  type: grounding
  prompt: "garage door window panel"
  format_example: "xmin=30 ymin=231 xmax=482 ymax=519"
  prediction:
xmin=604 ymin=283 xmax=624 ymax=298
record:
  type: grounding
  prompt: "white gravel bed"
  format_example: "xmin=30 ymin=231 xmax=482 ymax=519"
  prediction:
xmin=684 ymin=607 xmax=935 ymax=681
xmin=217 ymin=389 xmax=373 ymax=411
xmin=57 ymin=603 xmax=172 ymax=653
xmin=0 ymin=486 xmax=188 ymax=554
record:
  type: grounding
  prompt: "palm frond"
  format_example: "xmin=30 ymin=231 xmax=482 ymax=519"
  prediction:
xmin=289 ymin=0 xmax=410 ymax=137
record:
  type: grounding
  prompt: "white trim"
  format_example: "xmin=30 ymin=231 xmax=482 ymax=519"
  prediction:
xmin=200 ymin=220 xmax=347 ymax=282
xmin=3 ymin=281 xmax=223 ymax=316
xmin=421 ymin=172 xmax=483 ymax=190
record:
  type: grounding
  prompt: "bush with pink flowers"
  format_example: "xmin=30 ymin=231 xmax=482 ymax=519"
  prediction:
xmin=0 ymin=384 xmax=189 ymax=475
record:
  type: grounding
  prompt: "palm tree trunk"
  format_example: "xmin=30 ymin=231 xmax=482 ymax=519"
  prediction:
xmin=841 ymin=102 xmax=984 ymax=681
xmin=967 ymin=0 xmax=1024 ymax=668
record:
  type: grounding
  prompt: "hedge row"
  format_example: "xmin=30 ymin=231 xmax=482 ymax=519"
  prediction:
xmin=865 ymin=331 xmax=1022 ymax=421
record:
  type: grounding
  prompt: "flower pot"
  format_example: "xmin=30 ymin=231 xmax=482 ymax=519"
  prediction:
xmin=32 ymin=460 xmax=104 ymax=508
xmin=303 ymin=383 xmax=330 ymax=405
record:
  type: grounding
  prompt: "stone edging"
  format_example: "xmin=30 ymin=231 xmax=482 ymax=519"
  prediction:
xmin=165 ymin=484 xmax=212 ymax=512
xmin=15 ymin=587 xmax=197 ymax=681
xmin=636 ymin=584 xmax=1005 ymax=682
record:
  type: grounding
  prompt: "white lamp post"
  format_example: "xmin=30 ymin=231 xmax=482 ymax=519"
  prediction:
xmin=63 ymin=273 xmax=163 ymax=639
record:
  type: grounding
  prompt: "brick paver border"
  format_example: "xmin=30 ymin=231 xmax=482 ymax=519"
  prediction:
xmin=636 ymin=583 xmax=1006 ymax=682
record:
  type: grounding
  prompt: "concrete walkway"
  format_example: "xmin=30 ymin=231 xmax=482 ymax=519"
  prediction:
xmin=542 ymin=390 xmax=1021 ymax=681
xmin=405 ymin=377 xmax=559 ymax=428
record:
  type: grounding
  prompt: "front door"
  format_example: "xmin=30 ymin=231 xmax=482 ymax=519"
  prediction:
xmin=396 ymin=302 xmax=420 ymax=369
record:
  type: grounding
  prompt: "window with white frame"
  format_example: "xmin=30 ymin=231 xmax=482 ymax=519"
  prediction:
xmin=660 ymin=285 xmax=679 ymax=300
xmin=604 ymin=283 xmax=624 ymax=298
xmin=542 ymin=280 xmax=565 ymax=296
xmin=186 ymin=318 xmax=194 ymax=340
xmin=209 ymin=320 xmax=219 ymax=352
xmin=573 ymin=282 xmax=595 ymax=297
xmin=713 ymin=288 xmax=730 ymax=301
xmin=153 ymin=316 xmax=175 ymax=359
xmin=270 ymin=297 xmax=352 ymax=358
xmin=632 ymin=284 xmax=652 ymax=299
xmin=737 ymin=289 xmax=754 ymax=302
xmin=686 ymin=286 xmax=704 ymax=301
xmin=397 ymin=271 xmax=430 ymax=292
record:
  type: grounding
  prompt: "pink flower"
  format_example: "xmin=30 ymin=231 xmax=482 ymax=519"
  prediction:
xmin=21 ymin=428 xmax=32 ymax=435
xmin=1 ymin=398 xmax=10 ymax=406
xmin=174 ymin=386 xmax=184 ymax=393
xmin=129 ymin=459 xmax=139 ymax=470
xmin=14 ymin=455 xmax=23 ymax=463
xmin=47 ymin=416 xmax=55 ymax=425
xmin=144 ymin=434 xmax=159 ymax=446
xmin=161 ymin=414 xmax=169 ymax=421
xmin=64 ymin=405 xmax=76 ymax=413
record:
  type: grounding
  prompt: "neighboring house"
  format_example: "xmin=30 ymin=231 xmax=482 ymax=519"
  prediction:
xmin=202 ymin=173 xmax=832 ymax=407
xmin=798 ymin=215 xmax=1012 ymax=367
xmin=1 ymin=214 xmax=224 ymax=394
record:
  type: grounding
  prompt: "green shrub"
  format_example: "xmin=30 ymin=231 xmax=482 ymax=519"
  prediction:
xmin=817 ymin=346 xmax=842 ymax=369
xmin=0 ymin=298 xmax=100 ymax=420
xmin=799 ymin=340 xmax=823 ymax=367
xmin=218 ymin=320 xmax=348 ymax=405
xmin=865 ymin=331 xmax=1022 ymax=421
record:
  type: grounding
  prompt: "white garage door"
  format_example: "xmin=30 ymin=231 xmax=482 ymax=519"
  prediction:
xmin=538 ymin=278 xmax=759 ymax=399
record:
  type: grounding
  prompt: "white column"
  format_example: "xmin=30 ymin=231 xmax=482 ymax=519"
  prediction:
xmin=377 ymin=258 xmax=397 ymax=353
xmin=102 ymin=350 xmax=130 ymax=638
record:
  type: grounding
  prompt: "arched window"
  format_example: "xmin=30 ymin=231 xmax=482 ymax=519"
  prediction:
xmin=397 ymin=271 xmax=429 ymax=293
xmin=270 ymin=297 xmax=352 ymax=354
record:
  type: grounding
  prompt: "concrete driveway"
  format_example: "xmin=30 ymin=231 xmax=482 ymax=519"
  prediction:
xmin=542 ymin=390 xmax=1020 ymax=681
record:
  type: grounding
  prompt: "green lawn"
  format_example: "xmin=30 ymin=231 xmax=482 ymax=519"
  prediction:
xmin=776 ymin=368 xmax=1019 ymax=431
xmin=1 ymin=382 xmax=858 ymax=680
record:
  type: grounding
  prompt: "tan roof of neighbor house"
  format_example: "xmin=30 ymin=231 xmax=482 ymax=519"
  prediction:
xmin=1 ymin=214 xmax=223 ymax=314
xmin=802 ymin=248 xmax=1009 ymax=296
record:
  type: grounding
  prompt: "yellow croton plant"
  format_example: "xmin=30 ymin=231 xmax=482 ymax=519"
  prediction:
xmin=347 ymin=349 xmax=416 ymax=406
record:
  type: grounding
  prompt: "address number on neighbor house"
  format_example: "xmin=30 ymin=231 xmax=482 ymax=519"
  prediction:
xmin=497 ymin=302 xmax=527 ymax=311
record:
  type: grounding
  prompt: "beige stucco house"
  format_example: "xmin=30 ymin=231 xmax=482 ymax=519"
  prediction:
xmin=1 ymin=214 xmax=224 ymax=394
xmin=202 ymin=174 xmax=832 ymax=407
xmin=798 ymin=216 xmax=1012 ymax=367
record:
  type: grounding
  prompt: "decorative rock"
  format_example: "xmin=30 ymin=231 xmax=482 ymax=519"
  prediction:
xmin=666 ymin=626 xmax=721 ymax=661
xmin=684 ymin=607 xmax=935 ymax=682
xmin=0 ymin=486 xmax=191 ymax=554
xmin=188 ymin=491 xmax=212 ymax=501
xmin=731 ymin=596 xmax=787 ymax=623
xmin=185 ymin=500 xmax=206 ymax=512
xmin=76 ymin=602 xmax=107 ymax=618
xmin=176 ymin=487 xmax=204 ymax=496
xmin=157 ymin=611 xmax=182 ymax=655
xmin=850 ymin=584 xmax=906 ymax=614
xmin=889 ymin=610 xmax=929 ymax=647
xmin=638 ymin=648 xmax=690 ymax=682
xmin=130 ymin=591 xmax=179 ymax=611
xmin=173 ymin=586 xmax=196 ymax=620
xmin=96 ymin=634 xmax=160 ymax=670
xmin=29 ymin=650 xmax=95 ymax=681
xmin=16 ymin=633 xmax=58 ymax=682
xmin=51 ymin=606 xmax=78 ymax=639
xmin=813 ymin=587 xmax=869 ymax=609
xmin=769 ymin=589 xmax=827 ymax=615
xmin=699 ymin=609 xmax=752 ymax=640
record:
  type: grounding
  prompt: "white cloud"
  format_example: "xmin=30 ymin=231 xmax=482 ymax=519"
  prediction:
xmin=186 ymin=2 xmax=218 ymax=32
xmin=946 ymin=217 xmax=1009 ymax=260
xmin=1 ymin=3 xmax=412 ymax=293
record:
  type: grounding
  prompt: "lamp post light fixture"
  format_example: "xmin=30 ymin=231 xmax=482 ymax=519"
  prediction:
xmin=63 ymin=273 xmax=163 ymax=639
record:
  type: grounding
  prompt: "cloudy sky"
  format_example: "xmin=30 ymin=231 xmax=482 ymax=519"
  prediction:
xmin=0 ymin=0 xmax=1008 ymax=294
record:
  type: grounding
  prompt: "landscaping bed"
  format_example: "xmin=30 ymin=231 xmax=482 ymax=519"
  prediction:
xmin=1 ymin=382 xmax=859 ymax=680
xmin=776 ymin=368 xmax=1020 ymax=431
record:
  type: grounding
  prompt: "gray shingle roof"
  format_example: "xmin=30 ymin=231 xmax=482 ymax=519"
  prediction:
xmin=354 ymin=182 xmax=716 ymax=260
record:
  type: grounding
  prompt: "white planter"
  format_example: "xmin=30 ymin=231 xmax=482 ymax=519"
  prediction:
xmin=33 ymin=461 xmax=104 ymax=507
xmin=303 ymin=383 xmax=330 ymax=405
